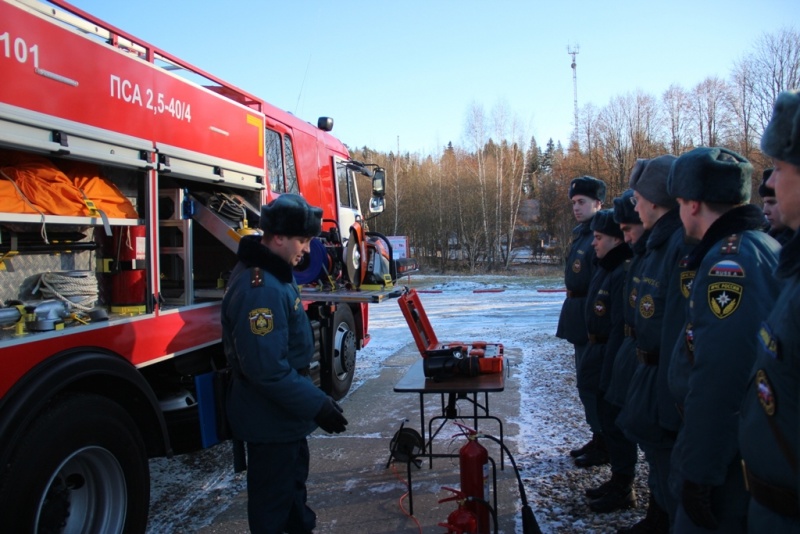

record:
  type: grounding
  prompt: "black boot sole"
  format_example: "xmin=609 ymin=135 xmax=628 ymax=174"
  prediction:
xmin=574 ymin=452 xmax=610 ymax=468
xmin=588 ymin=492 xmax=636 ymax=513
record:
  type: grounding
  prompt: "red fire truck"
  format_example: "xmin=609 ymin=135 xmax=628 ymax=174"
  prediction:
xmin=0 ymin=0 xmax=412 ymax=531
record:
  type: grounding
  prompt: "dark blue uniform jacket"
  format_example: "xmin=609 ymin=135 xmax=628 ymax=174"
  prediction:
xmin=672 ymin=205 xmax=781 ymax=486
xmin=580 ymin=242 xmax=632 ymax=394
xmin=606 ymin=230 xmax=650 ymax=407
xmin=221 ymin=235 xmax=326 ymax=443
xmin=557 ymin=220 xmax=596 ymax=344
xmin=619 ymin=209 xmax=685 ymax=448
xmin=740 ymin=228 xmax=800 ymax=524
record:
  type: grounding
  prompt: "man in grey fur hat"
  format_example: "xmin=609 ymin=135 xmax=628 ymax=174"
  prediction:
xmin=616 ymin=155 xmax=691 ymax=532
xmin=668 ymin=147 xmax=781 ymax=533
xmin=740 ymin=89 xmax=800 ymax=533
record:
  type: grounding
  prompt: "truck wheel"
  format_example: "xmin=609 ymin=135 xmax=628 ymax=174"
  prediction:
xmin=0 ymin=393 xmax=149 ymax=534
xmin=325 ymin=305 xmax=356 ymax=400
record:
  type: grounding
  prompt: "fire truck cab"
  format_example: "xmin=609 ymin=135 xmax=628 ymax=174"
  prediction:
xmin=0 ymin=0 xmax=410 ymax=531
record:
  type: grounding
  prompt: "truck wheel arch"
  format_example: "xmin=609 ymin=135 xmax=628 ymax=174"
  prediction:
xmin=0 ymin=349 xmax=170 ymax=472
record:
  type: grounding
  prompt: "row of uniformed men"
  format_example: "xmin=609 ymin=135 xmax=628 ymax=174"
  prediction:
xmin=556 ymin=90 xmax=800 ymax=534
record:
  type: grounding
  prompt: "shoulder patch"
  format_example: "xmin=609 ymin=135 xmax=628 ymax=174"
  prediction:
xmin=719 ymin=234 xmax=743 ymax=255
xmin=708 ymin=282 xmax=742 ymax=319
xmin=249 ymin=308 xmax=273 ymax=335
xmin=684 ymin=322 xmax=694 ymax=355
xmin=628 ymin=286 xmax=638 ymax=308
xmin=594 ymin=300 xmax=606 ymax=316
xmin=572 ymin=258 xmax=582 ymax=273
xmin=251 ymin=267 xmax=264 ymax=288
xmin=639 ymin=294 xmax=655 ymax=318
xmin=709 ymin=260 xmax=745 ymax=278
xmin=758 ymin=322 xmax=778 ymax=359
xmin=680 ymin=271 xmax=696 ymax=298
xmin=755 ymin=369 xmax=776 ymax=416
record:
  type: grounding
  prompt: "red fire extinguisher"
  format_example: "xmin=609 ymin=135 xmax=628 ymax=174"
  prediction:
xmin=458 ymin=425 xmax=489 ymax=534
xmin=438 ymin=487 xmax=478 ymax=534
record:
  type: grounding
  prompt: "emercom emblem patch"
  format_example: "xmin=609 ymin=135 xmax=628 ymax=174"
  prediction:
xmin=249 ymin=308 xmax=273 ymax=335
xmin=708 ymin=282 xmax=742 ymax=319
xmin=680 ymin=271 xmax=696 ymax=299
xmin=639 ymin=294 xmax=655 ymax=319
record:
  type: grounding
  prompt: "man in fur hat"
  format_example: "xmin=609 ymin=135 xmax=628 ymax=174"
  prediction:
xmin=616 ymin=155 xmax=692 ymax=532
xmin=580 ymin=209 xmax=635 ymax=513
xmin=585 ymin=191 xmax=648 ymax=517
xmin=667 ymin=147 xmax=781 ymax=533
xmin=557 ymin=176 xmax=610 ymax=467
xmin=222 ymin=193 xmax=348 ymax=534
xmin=740 ymin=90 xmax=800 ymax=533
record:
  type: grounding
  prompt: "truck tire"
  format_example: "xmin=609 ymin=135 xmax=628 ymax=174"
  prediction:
xmin=0 ymin=392 xmax=149 ymax=534
xmin=325 ymin=304 xmax=357 ymax=400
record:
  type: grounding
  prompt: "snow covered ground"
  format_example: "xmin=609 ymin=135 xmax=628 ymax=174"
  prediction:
xmin=146 ymin=273 xmax=650 ymax=533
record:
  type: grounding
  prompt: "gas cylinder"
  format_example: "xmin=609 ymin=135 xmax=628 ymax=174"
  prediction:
xmin=438 ymin=487 xmax=478 ymax=534
xmin=460 ymin=429 xmax=489 ymax=534
xmin=110 ymin=225 xmax=146 ymax=313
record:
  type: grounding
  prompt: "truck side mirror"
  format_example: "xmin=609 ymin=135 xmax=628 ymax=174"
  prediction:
xmin=369 ymin=196 xmax=385 ymax=214
xmin=369 ymin=168 xmax=386 ymax=214
xmin=372 ymin=168 xmax=386 ymax=197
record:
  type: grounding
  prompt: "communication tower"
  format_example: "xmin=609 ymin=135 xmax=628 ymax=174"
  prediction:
xmin=567 ymin=44 xmax=580 ymax=139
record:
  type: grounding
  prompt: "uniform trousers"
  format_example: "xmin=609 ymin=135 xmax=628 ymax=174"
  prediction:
xmin=599 ymin=396 xmax=637 ymax=476
xmin=641 ymin=443 xmax=677 ymax=524
xmin=575 ymin=343 xmax=601 ymax=434
xmin=671 ymin=457 xmax=748 ymax=533
xmin=747 ymin=499 xmax=800 ymax=534
xmin=246 ymin=438 xmax=316 ymax=534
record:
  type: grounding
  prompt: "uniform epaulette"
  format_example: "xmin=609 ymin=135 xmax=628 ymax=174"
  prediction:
xmin=720 ymin=234 xmax=743 ymax=255
xmin=251 ymin=267 xmax=264 ymax=288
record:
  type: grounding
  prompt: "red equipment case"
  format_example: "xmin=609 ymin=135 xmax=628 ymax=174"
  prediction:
xmin=398 ymin=288 xmax=503 ymax=374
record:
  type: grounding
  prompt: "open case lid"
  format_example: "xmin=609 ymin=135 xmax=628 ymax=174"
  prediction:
xmin=398 ymin=288 xmax=439 ymax=355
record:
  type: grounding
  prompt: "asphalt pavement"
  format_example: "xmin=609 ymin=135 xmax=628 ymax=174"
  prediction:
xmin=197 ymin=343 xmax=525 ymax=534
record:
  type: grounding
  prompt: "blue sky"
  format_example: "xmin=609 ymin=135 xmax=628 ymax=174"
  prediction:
xmin=66 ymin=0 xmax=795 ymax=155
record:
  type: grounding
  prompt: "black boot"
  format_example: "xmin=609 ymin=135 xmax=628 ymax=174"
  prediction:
xmin=588 ymin=474 xmax=636 ymax=513
xmin=575 ymin=434 xmax=609 ymax=467
xmin=569 ymin=433 xmax=597 ymax=458
xmin=617 ymin=494 xmax=668 ymax=533
xmin=585 ymin=477 xmax=615 ymax=499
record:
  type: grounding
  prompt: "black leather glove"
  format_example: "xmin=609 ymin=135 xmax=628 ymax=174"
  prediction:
xmin=314 ymin=396 xmax=348 ymax=434
xmin=682 ymin=480 xmax=719 ymax=530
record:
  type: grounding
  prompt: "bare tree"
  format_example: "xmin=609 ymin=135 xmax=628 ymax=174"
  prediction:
xmin=463 ymin=103 xmax=490 ymax=269
xmin=662 ymin=84 xmax=693 ymax=155
xmin=690 ymin=77 xmax=733 ymax=147
xmin=489 ymin=101 xmax=528 ymax=269
xmin=728 ymin=59 xmax=759 ymax=159
xmin=746 ymin=27 xmax=800 ymax=134
xmin=627 ymin=90 xmax=664 ymax=158
xmin=597 ymin=94 xmax=633 ymax=193
xmin=578 ymin=102 xmax=603 ymax=176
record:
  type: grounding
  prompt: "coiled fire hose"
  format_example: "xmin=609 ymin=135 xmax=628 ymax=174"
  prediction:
xmin=34 ymin=271 xmax=99 ymax=312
